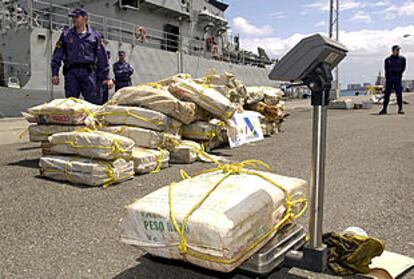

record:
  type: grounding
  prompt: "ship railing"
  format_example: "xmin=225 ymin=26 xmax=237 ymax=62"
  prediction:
xmin=13 ymin=0 xmax=269 ymax=67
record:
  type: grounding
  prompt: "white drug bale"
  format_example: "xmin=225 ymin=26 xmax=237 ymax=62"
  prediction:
xmin=100 ymin=126 xmax=180 ymax=150
xmin=28 ymin=124 xmax=84 ymax=142
xmin=121 ymin=167 xmax=307 ymax=272
xmin=39 ymin=155 xmax=134 ymax=187
xmin=169 ymin=79 xmax=235 ymax=120
xmin=26 ymin=98 xmax=100 ymax=127
xmin=111 ymin=84 xmax=197 ymax=124
xmin=131 ymin=147 xmax=169 ymax=174
xmin=48 ymin=129 xmax=134 ymax=160
xmin=96 ymin=105 xmax=181 ymax=132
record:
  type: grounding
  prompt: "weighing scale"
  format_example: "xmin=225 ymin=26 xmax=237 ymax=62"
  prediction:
xmin=239 ymin=34 xmax=348 ymax=276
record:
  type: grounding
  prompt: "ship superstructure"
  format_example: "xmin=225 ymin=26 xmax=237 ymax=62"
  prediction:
xmin=0 ymin=0 xmax=278 ymax=116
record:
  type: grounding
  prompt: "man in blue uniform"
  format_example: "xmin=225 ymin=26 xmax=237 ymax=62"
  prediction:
xmin=380 ymin=45 xmax=406 ymax=115
xmin=113 ymin=51 xmax=134 ymax=91
xmin=99 ymin=50 xmax=111 ymax=104
xmin=51 ymin=8 xmax=113 ymax=104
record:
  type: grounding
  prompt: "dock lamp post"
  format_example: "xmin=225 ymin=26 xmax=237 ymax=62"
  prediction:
xmin=268 ymin=34 xmax=348 ymax=272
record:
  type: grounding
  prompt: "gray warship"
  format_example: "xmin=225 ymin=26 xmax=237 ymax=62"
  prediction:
xmin=0 ymin=0 xmax=289 ymax=117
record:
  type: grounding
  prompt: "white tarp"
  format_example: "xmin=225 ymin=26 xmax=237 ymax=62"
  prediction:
xmin=48 ymin=130 xmax=135 ymax=160
xmin=121 ymin=169 xmax=307 ymax=272
xmin=39 ymin=155 xmax=134 ymax=187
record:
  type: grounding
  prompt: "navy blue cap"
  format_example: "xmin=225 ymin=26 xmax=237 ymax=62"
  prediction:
xmin=118 ymin=50 xmax=126 ymax=56
xmin=68 ymin=8 xmax=88 ymax=17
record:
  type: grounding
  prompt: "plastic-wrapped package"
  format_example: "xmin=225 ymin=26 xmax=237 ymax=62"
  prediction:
xmin=100 ymin=126 xmax=179 ymax=150
xmin=121 ymin=165 xmax=307 ymax=272
xmin=131 ymin=147 xmax=169 ymax=174
xmin=26 ymin=98 xmax=100 ymax=127
xmin=96 ymin=105 xmax=181 ymax=132
xmin=28 ymin=124 xmax=84 ymax=142
xmin=47 ymin=129 xmax=135 ymax=160
xmin=39 ymin=155 xmax=134 ymax=187
xmin=111 ymin=84 xmax=197 ymax=124
xmin=169 ymin=79 xmax=235 ymax=119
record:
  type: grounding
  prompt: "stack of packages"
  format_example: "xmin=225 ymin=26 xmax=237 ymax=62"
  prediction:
xmin=98 ymin=82 xmax=216 ymax=170
xmin=24 ymin=98 xmax=135 ymax=187
xmin=245 ymin=86 xmax=286 ymax=136
xmin=121 ymin=161 xmax=307 ymax=272
xmin=163 ymin=73 xmax=238 ymax=151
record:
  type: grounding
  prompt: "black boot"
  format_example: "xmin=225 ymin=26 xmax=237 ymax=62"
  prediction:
xmin=379 ymin=109 xmax=387 ymax=115
xmin=398 ymin=109 xmax=405 ymax=115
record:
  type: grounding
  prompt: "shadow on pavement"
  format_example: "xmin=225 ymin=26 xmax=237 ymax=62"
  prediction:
xmin=8 ymin=158 xmax=39 ymax=169
xmin=18 ymin=146 xmax=40 ymax=151
xmin=112 ymin=255 xmax=304 ymax=279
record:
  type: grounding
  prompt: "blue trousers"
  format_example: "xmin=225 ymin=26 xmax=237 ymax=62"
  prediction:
xmin=383 ymin=76 xmax=403 ymax=111
xmin=114 ymin=80 xmax=132 ymax=92
xmin=64 ymin=68 xmax=100 ymax=104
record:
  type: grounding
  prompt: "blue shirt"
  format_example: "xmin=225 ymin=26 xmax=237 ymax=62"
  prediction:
xmin=113 ymin=61 xmax=134 ymax=82
xmin=385 ymin=55 xmax=406 ymax=79
xmin=51 ymin=26 xmax=110 ymax=80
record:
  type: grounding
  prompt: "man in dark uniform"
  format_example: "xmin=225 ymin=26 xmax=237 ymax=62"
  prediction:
xmin=380 ymin=45 xmax=406 ymax=115
xmin=99 ymin=50 xmax=111 ymax=104
xmin=51 ymin=8 xmax=113 ymax=104
xmin=113 ymin=50 xmax=134 ymax=91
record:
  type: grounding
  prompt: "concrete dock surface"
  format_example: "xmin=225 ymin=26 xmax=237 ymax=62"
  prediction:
xmin=0 ymin=94 xmax=413 ymax=278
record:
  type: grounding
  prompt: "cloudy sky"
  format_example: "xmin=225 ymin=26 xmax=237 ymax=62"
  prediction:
xmin=225 ymin=0 xmax=414 ymax=87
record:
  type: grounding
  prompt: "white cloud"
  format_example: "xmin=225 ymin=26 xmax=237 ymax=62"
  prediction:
xmin=349 ymin=11 xmax=373 ymax=23
xmin=315 ymin=20 xmax=327 ymax=27
xmin=232 ymin=17 xmax=273 ymax=37
xmin=382 ymin=0 xmax=414 ymax=20
xmin=303 ymin=0 xmax=364 ymax=12
xmin=238 ymin=25 xmax=414 ymax=85
xmin=270 ymin=11 xmax=286 ymax=19
xmin=370 ymin=1 xmax=391 ymax=7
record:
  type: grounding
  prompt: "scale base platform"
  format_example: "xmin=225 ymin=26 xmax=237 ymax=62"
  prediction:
xmin=239 ymin=223 xmax=307 ymax=277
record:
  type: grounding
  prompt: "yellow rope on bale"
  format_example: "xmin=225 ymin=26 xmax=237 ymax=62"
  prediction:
xmin=50 ymin=127 xmax=130 ymax=159
xmin=169 ymin=159 xmax=308 ymax=265
xmin=148 ymin=148 xmax=167 ymax=174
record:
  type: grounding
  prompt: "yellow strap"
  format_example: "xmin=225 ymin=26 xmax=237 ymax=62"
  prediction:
xmin=169 ymin=160 xmax=307 ymax=264
xmin=144 ymin=82 xmax=163 ymax=89
xmin=149 ymin=148 xmax=167 ymax=174
xmin=18 ymin=127 xmax=29 ymax=139
xmin=183 ymin=129 xmax=217 ymax=140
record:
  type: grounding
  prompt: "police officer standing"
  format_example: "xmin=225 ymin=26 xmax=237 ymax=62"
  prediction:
xmin=51 ymin=8 xmax=113 ymax=104
xmin=113 ymin=50 xmax=134 ymax=91
xmin=380 ymin=45 xmax=406 ymax=115
xmin=99 ymin=50 xmax=111 ymax=104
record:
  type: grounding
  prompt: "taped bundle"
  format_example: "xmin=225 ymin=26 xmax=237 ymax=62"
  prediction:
xmin=28 ymin=124 xmax=83 ymax=142
xmin=100 ymin=126 xmax=179 ymax=150
xmin=39 ymin=155 xmax=134 ymax=187
xmin=121 ymin=160 xmax=307 ymax=272
xmin=47 ymin=129 xmax=135 ymax=160
xmin=111 ymin=84 xmax=197 ymax=124
xmin=169 ymin=79 xmax=235 ymax=120
xmin=131 ymin=147 xmax=169 ymax=174
xmin=26 ymin=98 xmax=99 ymax=127
xmin=96 ymin=105 xmax=181 ymax=132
